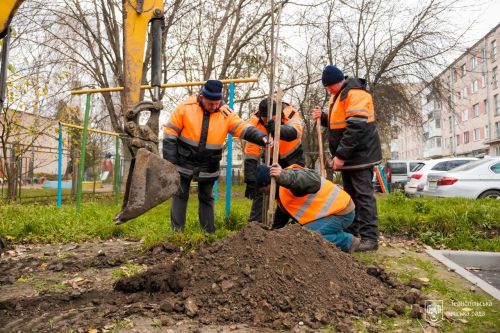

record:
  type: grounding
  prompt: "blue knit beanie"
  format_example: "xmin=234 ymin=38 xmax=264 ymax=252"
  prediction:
xmin=321 ymin=65 xmax=344 ymax=86
xmin=256 ymin=165 xmax=271 ymax=188
xmin=201 ymin=80 xmax=223 ymax=100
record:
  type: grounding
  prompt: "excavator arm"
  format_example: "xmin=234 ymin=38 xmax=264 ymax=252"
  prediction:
xmin=0 ymin=0 xmax=22 ymax=39
xmin=116 ymin=0 xmax=179 ymax=223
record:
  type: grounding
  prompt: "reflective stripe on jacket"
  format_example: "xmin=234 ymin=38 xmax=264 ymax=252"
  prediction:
xmin=244 ymin=105 xmax=303 ymax=160
xmin=321 ymin=77 xmax=382 ymax=169
xmin=243 ymin=105 xmax=305 ymax=183
xmin=162 ymin=95 xmax=264 ymax=181
xmin=277 ymin=165 xmax=351 ymax=225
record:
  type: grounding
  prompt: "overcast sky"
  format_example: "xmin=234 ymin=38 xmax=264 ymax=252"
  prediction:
xmin=450 ymin=0 xmax=500 ymax=52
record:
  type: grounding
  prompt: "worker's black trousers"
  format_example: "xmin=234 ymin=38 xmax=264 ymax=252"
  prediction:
xmin=248 ymin=190 xmax=290 ymax=228
xmin=171 ymin=176 xmax=215 ymax=233
xmin=341 ymin=168 xmax=379 ymax=242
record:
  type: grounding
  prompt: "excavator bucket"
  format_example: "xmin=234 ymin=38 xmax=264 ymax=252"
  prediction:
xmin=115 ymin=148 xmax=179 ymax=224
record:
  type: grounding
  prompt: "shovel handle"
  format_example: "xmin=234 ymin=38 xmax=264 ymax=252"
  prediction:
xmin=316 ymin=118 xmax=326 ymax=178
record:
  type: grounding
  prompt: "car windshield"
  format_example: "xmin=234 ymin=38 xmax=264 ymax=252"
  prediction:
xmin=389 ymin=162 xmax=407 ymax=174
xmin=451 ymin=159 xmax=492 ymax=171
xmin=411 ymin=162 xmax=425 ymax=172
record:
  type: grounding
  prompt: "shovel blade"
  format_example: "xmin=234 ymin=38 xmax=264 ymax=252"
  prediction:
xmin=115 ymin=148 xmax=179 ymax=224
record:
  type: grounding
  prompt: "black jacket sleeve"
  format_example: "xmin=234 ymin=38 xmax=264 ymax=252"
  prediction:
xmin=265 ymin=120 xmax=298 ymax=141
xmin=335 ymin=117 xmax=366 ymax=160
xmin=320 ymin=111 xmax=328 ymax=127
xmin=241 ymin=126 xmax=266 ymax=146
xmin=277 ymin=168 xmax=321 ymax=197
xmin=162 ymin=137 xmax=178 ymax=165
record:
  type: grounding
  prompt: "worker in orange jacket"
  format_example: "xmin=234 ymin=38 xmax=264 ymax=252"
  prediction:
xmin=163 ymin=80 xmax=268 ymax=233
xmin=256 ymin=163 xmax=359 ymax=253
xmin=244 ymin=98 xmax=305 ymax=227
xmin=312 ymin=65 xmax=382 ymax=251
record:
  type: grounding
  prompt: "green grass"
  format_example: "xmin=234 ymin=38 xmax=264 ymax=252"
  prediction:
xmin=355 ymin=251 xmax=500 ymax=332
xmin=377 ymin=193 xmax=500 ymax=251
xmin=1 ymin=188 xmax=499 ymax=251
xmin=0 ymin=189 xmax=251 ymax=249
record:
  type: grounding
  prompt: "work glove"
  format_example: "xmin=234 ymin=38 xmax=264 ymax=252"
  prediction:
xmin=265 ymin=119 xmax=275 ymax=134
xmin=244 ymin=181 xmax=256 ymax=199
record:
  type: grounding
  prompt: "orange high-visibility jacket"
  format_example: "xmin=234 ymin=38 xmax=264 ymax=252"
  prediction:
xmin=320 ymin=77 xmax=382 ymax=169
xmin=244 ymin=104 xmax=303 ymax=161
xmin=163 ymin=95 xmax=265 ymax=181
xmin=277 ymin=165 xmax=351 ymax=225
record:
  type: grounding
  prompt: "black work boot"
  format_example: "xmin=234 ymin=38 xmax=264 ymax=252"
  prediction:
xmin=356 ymin=239 xmax=379 ymax=252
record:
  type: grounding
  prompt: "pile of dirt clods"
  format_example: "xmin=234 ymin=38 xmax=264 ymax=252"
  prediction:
xmin=115 ymin=223 xmax=404 ymax=330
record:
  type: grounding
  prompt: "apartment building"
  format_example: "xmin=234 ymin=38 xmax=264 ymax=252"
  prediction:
xmin=434 ymin=23 xmax=499 ymax=157
xmin=391 ymin=122 xmax=424 ymax=160
xmin=0 ymin=109 xmax=65 ymax=182
xmin=394 ymin=22 xmax=500 ymax=159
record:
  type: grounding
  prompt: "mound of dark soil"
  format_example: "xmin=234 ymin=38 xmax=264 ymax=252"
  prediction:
xmin=115 ymin=223 xmax=403 ymax=329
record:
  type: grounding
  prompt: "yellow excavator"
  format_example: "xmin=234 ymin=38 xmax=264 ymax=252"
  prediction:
xmin=0 ymin=0 xmax=180 ymax=244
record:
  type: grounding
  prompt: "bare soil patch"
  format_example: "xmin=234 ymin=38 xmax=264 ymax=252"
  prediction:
xmin=1 ymin=224 xmax=418 ymax=332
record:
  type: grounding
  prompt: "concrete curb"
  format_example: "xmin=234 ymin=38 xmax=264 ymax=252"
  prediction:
xmin=426 ymin=250 xmax=500 ymax=301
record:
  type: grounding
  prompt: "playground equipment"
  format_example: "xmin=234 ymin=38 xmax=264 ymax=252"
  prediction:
xmin=2 ymin=0 xmax=257 ymax=223
xmin=70 ymin=78 xmax=256 ymax=220
xmin=56 ymin=121 xmax=124 ymax=209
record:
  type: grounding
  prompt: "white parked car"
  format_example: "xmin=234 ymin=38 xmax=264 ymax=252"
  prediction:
xmin=423 ymin=157 xmax=500 ymax=199
xmin=405 ymin=157 xmax=477 ymax=195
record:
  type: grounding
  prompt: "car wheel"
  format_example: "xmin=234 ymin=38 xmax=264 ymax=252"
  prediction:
xmin=478 ymin=190 xmax=500 ymax=199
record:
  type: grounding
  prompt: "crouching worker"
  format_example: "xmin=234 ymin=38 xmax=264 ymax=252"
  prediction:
xmin=256 ymin=163 xmax=360 ymax=253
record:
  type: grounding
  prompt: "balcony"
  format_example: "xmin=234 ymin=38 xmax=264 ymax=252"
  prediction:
xmin=423 ymin=146 xmax=444 ymax=158
xmin=485 ymin=133 xmax=500 ymax=144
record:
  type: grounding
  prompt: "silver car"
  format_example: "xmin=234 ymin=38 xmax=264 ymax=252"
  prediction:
xmin=423 ymin=157 xmax=500 ymax=199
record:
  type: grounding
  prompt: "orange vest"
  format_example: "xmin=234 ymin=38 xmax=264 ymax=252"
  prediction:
xmin=278 ymin=165 xmax=351 ymax=225
xmin=328 ymin=89 xmax=375 ymax=130
xmin=244 ymin=105 xmax=303 ymax=160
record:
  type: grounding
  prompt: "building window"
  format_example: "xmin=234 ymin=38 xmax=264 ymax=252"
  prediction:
xmin=496 ymin=121 xmax=500 ymax=139
xmin=493 ymin=67 xmax=498 ymax=89
xmin=485 ymin=125 xmax=490 ymax=139
xmin=462 ymin=109 xmax=468 ymax=121
xmin=435 ymin=118 xmax=441 ymax=128
xmin=462 ymin=87 xmax=468 ymax=98
xmin=492 ymin=40 xmax=497 ymax=61
xmin=471 ymin=56 xmax=477 ymax=69
xmin=482 ymin=74 xmax=487 ymax=87
xmin=473 ymin=128 xmax=480 ymax=141
xmin=482 ymin=48 xmax=486 ymax=62
xmin=472 ymin=80 xmax=478 ymax=93
xmin=495 ymin=94 xmax=500 ymax=115
xmin=473 ymin=103 xmax=479 ymax=117
xmin=461 ymin=64 xmax=466 ymax=76
xmin=448 ymin=116 xmax=452 ymax=132
xmin=464 ymin=131 xmax=470 ymax=144
xmin=496 ymin=146 xmax=500 ymax=157
xmin=456 ymin=134 xmax=460 ymax=146
xmin=436 ymin=137 xmax=442 ymax=147
xmin=484 ymin=99 xmax=489 ymax=114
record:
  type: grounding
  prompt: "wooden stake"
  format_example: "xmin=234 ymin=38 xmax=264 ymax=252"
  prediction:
xmin=266 ymin=88 xmax=284 ymax=229
xmin=316 ymin=118 xmax=326 ymax=178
